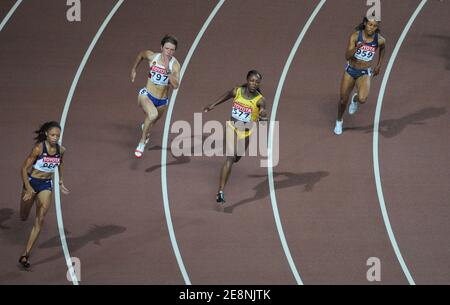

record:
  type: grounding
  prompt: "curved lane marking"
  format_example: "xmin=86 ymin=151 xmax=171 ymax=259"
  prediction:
xmin=160 ymin=0 xmax=226 ymax=285
xmin=56 ymin=0 xmax=125 ymax=285
xmin=373 ymin=0 xmax=427 ymax=285
xmin=268 ymin=0 xmax=327 ymax=285
xmin=0 ymin=0 xmax=23 ymax=32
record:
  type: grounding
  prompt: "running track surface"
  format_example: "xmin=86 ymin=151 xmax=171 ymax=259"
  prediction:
xmin=0 ymin=0 xmax=448 ymax=284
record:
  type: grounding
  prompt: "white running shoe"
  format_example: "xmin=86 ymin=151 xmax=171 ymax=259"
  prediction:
xmin=334 ymin=120 xmax=343 ymax=135
xmin=348 ymin=93 xmax=359 ymax=115
xmin=134 ymin=142 xmax=146 ymax=158
xmin=141 ymin=123 xmax=144 ymax=130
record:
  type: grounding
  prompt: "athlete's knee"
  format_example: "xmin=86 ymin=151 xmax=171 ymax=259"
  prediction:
xmin=226 ymin=156 xmax=238 ymax=164
xmin=147 ymin=111 xmax=158 ymax=122
xmin=358 ymin=95 xmax=368 ymax=104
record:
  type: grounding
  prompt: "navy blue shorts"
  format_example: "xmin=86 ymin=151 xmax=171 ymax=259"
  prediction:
xmin=26 ymin=175 xmax=53 ymax=193
xmin=139 ymin=88 xmax=169 ymax=107
xmin=345 ymin=64 xmax=372 ymax=79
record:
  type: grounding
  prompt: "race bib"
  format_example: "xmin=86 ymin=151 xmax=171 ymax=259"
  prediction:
xmin=354 ymin=44 xmax=376 ymax=62
xmin=149 ymin=64 xmax=169 ymax=86
xmin=231 ymin=102 xmax=252 ymax=123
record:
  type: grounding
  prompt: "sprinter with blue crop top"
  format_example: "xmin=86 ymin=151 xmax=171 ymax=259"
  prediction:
xmin=334 ymin=17 xmax=386 ymax=135
xmin=18 ymin=121 xmax=70 ymax=269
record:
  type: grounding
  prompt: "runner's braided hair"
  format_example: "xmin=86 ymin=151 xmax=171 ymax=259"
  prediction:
xmin=34 ymin=121 xmax=61 ymax=143
xmin=356 ymin=17 xmax=381 ymax=34
xmin=241 ymin=70 xmax=263 ymax=93
xmin=161 ymin=34 xmax=178 ymax=50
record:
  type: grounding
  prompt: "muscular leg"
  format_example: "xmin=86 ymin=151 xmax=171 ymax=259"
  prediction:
xmin=218 ymin=157 xmax=235 ymax=193
xmin=21 ymin=190 xmax=52 ymax=257
xmin=218 ymin=126 xmax=250 ymax=193
xmin=337 ymin=71 xmax=356 ymax=121
xmin=138 ymin=94 xmax=159 ymax=144
xmin=218 ymin=124 xmax=238 ymax=193
xmin=20 ymin=189 xmax=36 ymax=221
xmin=354 ymin=74 xmax=371 ymax=105
xmin=145 ymin=105 xmax=167 ymax=139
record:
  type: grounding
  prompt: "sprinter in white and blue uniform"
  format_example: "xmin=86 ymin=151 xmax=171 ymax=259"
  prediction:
xmin=130 ymin=34 xmax=181 ymax=158
xmin=18 ymin=121 xmax=70 ymax=269
xmin=334 ymin=17 xmax=386 ymax=135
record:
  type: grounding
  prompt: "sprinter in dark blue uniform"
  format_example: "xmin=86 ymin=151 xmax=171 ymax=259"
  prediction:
xmin=334 ymin=17 xmax=386 ymax=135
xmin=18 ymin=121 xmax=70 ymax=269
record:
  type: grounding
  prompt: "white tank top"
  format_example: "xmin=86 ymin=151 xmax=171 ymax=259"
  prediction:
xmin=148 ymin=54 xmax=175 ymax=86
xmin=32 ymin=142 xmax=61 ymax=173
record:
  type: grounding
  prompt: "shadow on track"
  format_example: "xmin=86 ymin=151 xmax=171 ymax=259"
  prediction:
xmin=346 ymin=107 xmax=447 ymax=137
xmin=33 ymin=224 xmax=127 ymax=267
xmin=223 ymin=171 xmax=330 ymax=214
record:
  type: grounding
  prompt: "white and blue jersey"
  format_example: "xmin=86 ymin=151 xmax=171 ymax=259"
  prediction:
xmin=32 ymin=142 xmax=61 ymax=173
xmin=26 ymin=142 xmax=60 ymax=193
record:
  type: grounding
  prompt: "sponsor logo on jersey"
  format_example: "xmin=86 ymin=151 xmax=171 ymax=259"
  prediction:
xmin=233 ymin=102 xmax=252 ymax=113
xmin=43 ymin=157 xmax=60 ymax=164
xmin=150 ymin=65 xmax=167 ymax=75
xmin=359 ymin=45 xmax=376 ymax=52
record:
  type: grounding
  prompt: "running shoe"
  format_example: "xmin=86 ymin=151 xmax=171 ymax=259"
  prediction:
xmin=134 ymin=142 xmax=146 ymax=158
xmin=216 ymin=191 xmax=226 ymax=204
xmin=18 ymin=255 xmax=31 ymax=270
xmin=348 ymin=93 xmax=359 ymax=115
xmin=334 ymin=120 xmax=343 ymax=135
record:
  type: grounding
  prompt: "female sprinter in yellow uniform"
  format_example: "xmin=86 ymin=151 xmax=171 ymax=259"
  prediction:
xmin=334 ymin=17 xmax=385 ymax=135
xmin=203 ymin=70 xmax=267 ymax=203
xmin=19 ymin=121 xmax=70 ymax=269
xmin=131 ymin=34 xmax=181 ymax=158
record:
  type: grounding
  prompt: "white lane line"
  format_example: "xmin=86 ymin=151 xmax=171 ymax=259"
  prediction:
xmin=160 ymin=0 xmax=225 ymax=285
xmin=373 ymin=0 xmax=427 ymax=286
xmin=267 ymin=0 xmax=326 ymax=285
xmin=56 ymin=0 xmax=125 ymax=285
xmin=0 ymin=0 xmax=23 ymax=32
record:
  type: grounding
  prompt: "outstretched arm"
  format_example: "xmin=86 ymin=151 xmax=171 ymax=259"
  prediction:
xmin=131 ymin=50 xmax=154 ymax=83
xmin=203 ymin=88 xmax=237 ymax=112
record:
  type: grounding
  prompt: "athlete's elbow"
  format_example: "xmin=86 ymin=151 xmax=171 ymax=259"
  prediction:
xmin=20 ymin=166 xmax=27 ymax=177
